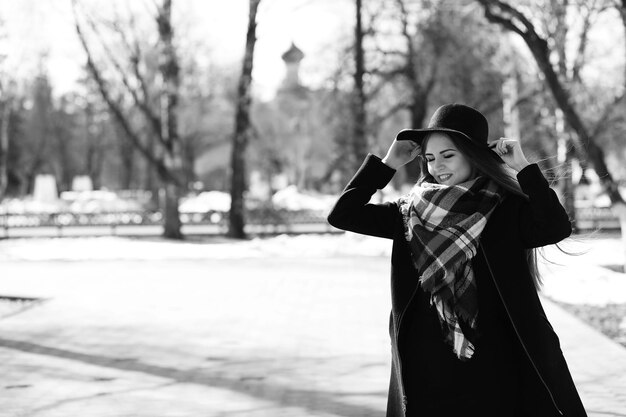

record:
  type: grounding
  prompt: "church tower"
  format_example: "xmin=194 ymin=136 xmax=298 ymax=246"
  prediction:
xmin=280 ymin=42 xmax=304 ymax=91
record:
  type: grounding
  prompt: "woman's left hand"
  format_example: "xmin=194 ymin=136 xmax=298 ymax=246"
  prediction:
xmin=489 ymin=138 xmax=530 ymax=172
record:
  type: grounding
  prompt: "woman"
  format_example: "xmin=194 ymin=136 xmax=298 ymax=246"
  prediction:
xmin=327 ymin=104 xmax=587 ymax=417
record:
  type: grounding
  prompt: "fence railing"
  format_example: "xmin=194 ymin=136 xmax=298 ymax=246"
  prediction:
xmin=0 ymin=207 xmax=619 ymax=238
xmin=0 ymin=208 xmax=336 ymax=237
xmin=575 ymin=207 xmax=621 ymax=231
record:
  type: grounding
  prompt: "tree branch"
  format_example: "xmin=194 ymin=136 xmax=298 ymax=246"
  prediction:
xmin=571 ymin=0 xmax=601 ymax=82
xmin=476 ymin=0 xmax=531 ymax=37
xmin=477 ymin=0 xmax=624 ymax=204
xmin=83 ymin=12 xmax=165 ymax=146
xmin=72 ymin=0 xmax=180 ymax=187
xmin=370 ymin=99 xmax=410 ymax=127
xmin=396 ymin=0 xmax=416 ymax=83
xmin=122 ymin=15 xmax=158 ymax=127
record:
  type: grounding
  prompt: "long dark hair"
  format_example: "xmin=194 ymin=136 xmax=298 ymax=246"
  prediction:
xmin=417 ymin=132 xmax=542 ymax=289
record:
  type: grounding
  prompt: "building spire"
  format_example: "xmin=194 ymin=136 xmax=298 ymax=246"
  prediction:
xmin=281 ymin=42 xmax=304 ymax=89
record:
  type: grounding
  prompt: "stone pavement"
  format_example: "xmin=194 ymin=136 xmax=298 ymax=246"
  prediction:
xmin=1 ymin=254 xmax=625 ymax=416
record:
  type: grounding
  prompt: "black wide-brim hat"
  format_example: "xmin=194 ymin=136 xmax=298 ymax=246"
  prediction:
xmin=396 ymin=103 xmax=503 ymax=162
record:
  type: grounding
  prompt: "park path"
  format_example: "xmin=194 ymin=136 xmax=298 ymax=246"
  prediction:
xmin=1 ymin=253 xmax=625 ymax=416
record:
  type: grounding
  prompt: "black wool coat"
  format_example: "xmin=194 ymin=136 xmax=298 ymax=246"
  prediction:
xmin=327 ymin=154 xmax=587 ymax=417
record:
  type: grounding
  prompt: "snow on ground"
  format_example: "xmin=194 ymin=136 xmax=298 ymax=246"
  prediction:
xmin=0 ymin=232 xmax=624 ymax=306
xmin=0 ymin=233 xmax=393 ymax=262
xmin=539 ymin=234 xmax=626 ymax=306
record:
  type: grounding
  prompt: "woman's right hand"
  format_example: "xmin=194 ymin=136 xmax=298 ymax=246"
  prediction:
xmin=382 ymin=138 xmax=421 ymax=170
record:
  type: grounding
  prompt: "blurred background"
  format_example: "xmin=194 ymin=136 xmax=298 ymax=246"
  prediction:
xmin=0 ymin=0 xmax=624 ymax=239
xmin=1 ymin=0 xmax=626 ymax=416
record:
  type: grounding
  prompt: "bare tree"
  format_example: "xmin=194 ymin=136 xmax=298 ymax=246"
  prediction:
xmin=0 ymin=16 xmax=8 ymax=199
xmin=51 ymin=98 xmax=79 ymax=192
xmin=377 ymin=0 xmax=449 ymax=181
xmin=72 ymin=0 xmax=185 ymax=239
xmin=476 ymin=0 xmax=624 ymax=206
xmin=363 ymin=0 xmax=505 ymax=183
xmin=156 ymin=0 xmax=184 ymax=239
xmin=0 ymin=78 xmax=10 ymax=199
xmin=352 ymin=0 xmax=368 ymax=172
xmin=392 ymin=0 xmax=440 ymax=128
xmin=229 ymin=0 xmax=261 ymax=239
xmin=477 ymin=0 xmax=626 ymax=268
xmin=82 ymin=99 xmax=107 ymax=189
xmin=617 ymin=1 xmax=626 ymax=85
xmin=546 ymin=0 xmax=602 ymax=225
xmin=21 ymin=74 xmax=54 ymax=195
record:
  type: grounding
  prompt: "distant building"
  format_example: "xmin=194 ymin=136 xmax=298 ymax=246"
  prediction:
xmin=280 ymin=43 xmax=304 ymax=88
xmin=195 ymin=42 xmax=339 ymax=195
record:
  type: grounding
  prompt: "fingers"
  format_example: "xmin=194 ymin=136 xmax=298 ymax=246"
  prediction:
xmin=408 ymin=141 xmax=421 ymax=155
xmin=488 ymin=138 xmax=518 ymax=156
xmin=407 ymin=142 xmax=422 ymax=159
xmin=384 ymin=139 xmax=421 ymax=169
xmin=399 ymin=139 xmax=419 ymax=150
xmin=394 ymin=139 xmax=420 ymax=156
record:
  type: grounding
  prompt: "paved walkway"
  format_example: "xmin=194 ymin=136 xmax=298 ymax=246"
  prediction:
xmin=1 ymin=254 xmax=625 ymax=416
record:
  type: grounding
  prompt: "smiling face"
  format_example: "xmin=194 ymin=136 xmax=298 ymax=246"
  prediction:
xmin=424 ymin=133 xmax=474 ymax=186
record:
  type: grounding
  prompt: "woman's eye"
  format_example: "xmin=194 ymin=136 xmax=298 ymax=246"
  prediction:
xmin=443 ymin=154 xmax=453 ymax=159
xmin=426 ymin=159 xmax=434 ymax=163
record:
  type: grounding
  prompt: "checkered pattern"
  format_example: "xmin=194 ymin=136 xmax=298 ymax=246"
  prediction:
xmin=398 ymin=177 xmax=502 ymax=360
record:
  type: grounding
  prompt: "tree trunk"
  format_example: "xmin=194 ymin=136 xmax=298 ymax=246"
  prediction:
xmin=162 ymin=180 xmax=181 ymax=238
xmin=157 ymin=0 xmax=183 ymax=239
xmin=616 ymin=0 xmax=626 ymax=268
xmin=115 ymin=122 xmax=135 ymax=189
xmin=352 ymin=0 xmax=368 ymax=173
xmin=84 ymin=102 xmax=96 ymax=185
xmin=54 ymin=121 xmax=74 ymax=192
xmin=0 ymin=96 xmax=10 ymax=199
xmin=84 ymin=102 xmax=104 ymax=189
xmin=618 ymin=2 xmax=626 ymax=89
xmin=72 ymin=0 xmax=185 ymax=238
xmin=90 ymin=134 xmax=105 ymax=190
xmin=228 ymin=0 xmax=261 ymax=239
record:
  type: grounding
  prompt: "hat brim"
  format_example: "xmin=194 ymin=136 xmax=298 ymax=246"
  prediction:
xmin=396 ymin=128 xmax=505 ymax=164
xmin=396 ymin=127 xmax=473 ymax=144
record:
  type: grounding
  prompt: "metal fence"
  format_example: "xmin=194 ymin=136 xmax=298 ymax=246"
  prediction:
xmin=0 ymin=208 xmax=336 ymax=238
xmin=576 ymin=207 xmax=621 ymax=231
xmin=0 ymin=206 xmax=619 ymax=238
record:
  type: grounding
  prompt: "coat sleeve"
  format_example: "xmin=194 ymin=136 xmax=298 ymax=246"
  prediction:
xmin=326 ymin=154 xmax=399 ymax=239
xmin=516 ymin=163 xmax=573 ymax=248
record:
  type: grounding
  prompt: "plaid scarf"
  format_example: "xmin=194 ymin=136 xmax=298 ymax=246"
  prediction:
xmin=398 ymin=177 xmax=502 ymax=360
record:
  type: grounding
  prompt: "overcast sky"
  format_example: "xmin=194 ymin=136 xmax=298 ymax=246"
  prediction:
xmin=0 ymin=0 xmax=352 ymax=100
